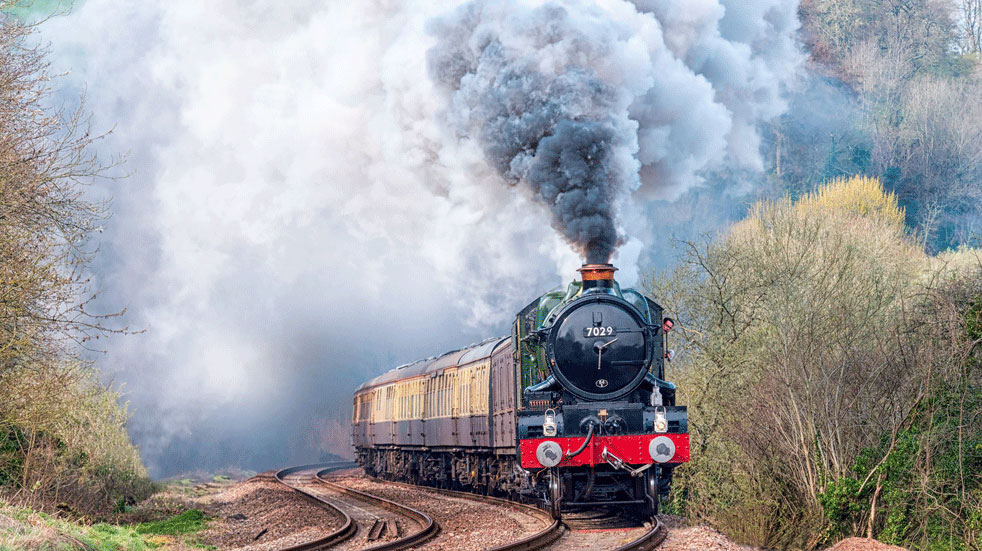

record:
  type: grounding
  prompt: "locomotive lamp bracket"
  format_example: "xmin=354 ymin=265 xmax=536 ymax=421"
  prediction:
xmin=543 ymin=409 xmax=557 ymax=437
xmin=654 ymin=407 xmax=668 ymax=433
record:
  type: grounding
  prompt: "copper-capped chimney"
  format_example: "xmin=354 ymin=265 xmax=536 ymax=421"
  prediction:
xmin=578 ymin=263 xmax=617 ymax=292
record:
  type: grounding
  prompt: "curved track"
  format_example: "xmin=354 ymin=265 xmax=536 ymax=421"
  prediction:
xmin=356 ymin=476 xmax=563 ymax=551
xmin=313 ymin=468 xmax=439 ymax=550
xmin=274 ymin=464 xmax=357 ymax=550
xmin=274 ymin=463 xmax=438 ymax=551
xmin=358 ymin=474 xmax=666 ymax=551
xmin=532 ymin=516 xmax=665 ymax=551
xmin=613 ymin=520 xmax=667 ymax=551
xmin=276 ymin=463 xmax=665 ymax=550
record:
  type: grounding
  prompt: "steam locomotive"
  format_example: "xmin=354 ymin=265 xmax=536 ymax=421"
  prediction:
xmin=351 ymin=264 xmax=688 ymax=519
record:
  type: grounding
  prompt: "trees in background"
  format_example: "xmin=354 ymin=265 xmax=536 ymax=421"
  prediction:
xmin=786 ymin=0 xmax=982 ymax=250
xmin=964 ymin=0 xmax=982 ymax=54
xmin=650 ymin=177 xmax=981 ymax=549
xmin=0 ymin=13 xmax=150 ymax=515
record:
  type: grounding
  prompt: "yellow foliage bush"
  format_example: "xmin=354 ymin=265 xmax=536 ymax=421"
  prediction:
xmin=0 ymin=358 xmax=151 ymax=516
xmin=793 ymin=176 xmax=905 ymax=230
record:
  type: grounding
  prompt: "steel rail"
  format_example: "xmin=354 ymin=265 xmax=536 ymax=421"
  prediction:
xmin=360 ymin=476 xmax=564 ymax=551
xmin=429 ymin=488 xmax=563 ymax=551
xmin=316 ymin=468 xmax=666 ymax=551
xmin=273 ymin=463 xmax=358 ymax=551
xmin=614 ymin=518 xmax=667 ymax=551
xmin=315 ymin=468 xmax=440 ymax=551
xmin=486 ymin=518 xmax=565 ymax=551
xmin=360 ymin=474 xmax=671 ymax=551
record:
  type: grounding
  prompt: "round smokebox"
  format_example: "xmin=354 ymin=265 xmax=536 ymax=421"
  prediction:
xmin=546 ymin=294 xmax=653 ymax=401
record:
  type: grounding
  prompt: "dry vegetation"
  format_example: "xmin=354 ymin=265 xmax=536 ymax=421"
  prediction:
xmin=0 ymin=7 xmax=150 ymax=519
xmin=649 ymin=177 xmax=982 ymax=550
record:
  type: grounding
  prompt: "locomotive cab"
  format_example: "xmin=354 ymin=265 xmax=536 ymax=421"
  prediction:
xmin=514 ymin=264 xmax=689 ymax=519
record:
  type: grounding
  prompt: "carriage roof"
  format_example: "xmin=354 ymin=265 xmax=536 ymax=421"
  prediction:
xmin=354 ymin=336 xmax=509 ymax=393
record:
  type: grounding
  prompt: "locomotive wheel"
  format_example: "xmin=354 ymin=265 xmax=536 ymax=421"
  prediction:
xmin=644 ymin=470 xmax=659 ymax=520
xmin=548 ymin=469 xmax=563 ymax=520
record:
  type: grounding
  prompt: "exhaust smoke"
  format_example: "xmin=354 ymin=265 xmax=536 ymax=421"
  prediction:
xmin=427 ymin=0 xmax=803 ymax=263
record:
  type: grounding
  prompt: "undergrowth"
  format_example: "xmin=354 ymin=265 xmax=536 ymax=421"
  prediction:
xmin=0 ymin=500 xmax=211 ymax=550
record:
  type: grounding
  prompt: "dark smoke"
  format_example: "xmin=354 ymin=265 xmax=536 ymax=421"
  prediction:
xmin=428 ymin=3 xmax=630 ymax=263
xmin=426 ymin=0 xmax=802 ymax=264
xmin=528 ymin=121 xmax=618 ymax=263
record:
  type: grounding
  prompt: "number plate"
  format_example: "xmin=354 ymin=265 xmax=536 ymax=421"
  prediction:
xmin=583 ymin=326 xmax=616 ymax=338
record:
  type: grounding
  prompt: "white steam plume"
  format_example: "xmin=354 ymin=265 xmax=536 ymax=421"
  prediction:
xmin=38 ymin=0 xmax=801 ymax=475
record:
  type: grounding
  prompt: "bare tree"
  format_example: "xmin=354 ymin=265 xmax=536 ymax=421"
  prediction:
xmin=0 ymin=12 xmax=148 ymax=516
xmin=962 ymin=0 xmax=982 ymax=54
xmin=0 ymin=15 xmax=126 ymax=376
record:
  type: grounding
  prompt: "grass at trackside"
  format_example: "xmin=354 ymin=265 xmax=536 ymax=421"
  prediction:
xmin=0 ymin=476 xmax=241 ymax=549
xmin=0 ymin=503 xmax=150 ymax=550
xmin=136 ymin=509 xmax=207 ymax=536
xmin=0 ymin=500 xmax=213 ymax=550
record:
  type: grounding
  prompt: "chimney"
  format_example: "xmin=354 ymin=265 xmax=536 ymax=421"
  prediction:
xmin=577 ymin=263 xmax=616 ymax=292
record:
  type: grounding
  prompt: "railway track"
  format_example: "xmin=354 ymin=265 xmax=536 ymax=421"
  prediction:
xmin=274 ymin=463 xmax=357 ymax=550
xmin=274 ymin=463 xmax=438 ymax=551
xmin=613 ymin=520 xmax=666 ymax=551
xmin=344 ymin=471 xmax=665 ymax=551
xmin=532 ymin=514 xmax=665 ymax=551
xmin=312 ymin=467 xmax=439 ymax=550
xmin=276 ymin=463 xmax=665 ymax=550
xmin=356 ymin=476 xmax=563 ymax=551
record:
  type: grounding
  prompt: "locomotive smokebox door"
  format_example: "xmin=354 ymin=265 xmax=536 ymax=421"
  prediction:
xmin=546 ymin=294 xmax=654 ymax=401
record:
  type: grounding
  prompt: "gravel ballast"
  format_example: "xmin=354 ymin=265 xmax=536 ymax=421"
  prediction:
xmin=329 ymin=472 xmax=549 ymax=551
xmin=196 ymin=475 xmax=344 ymax=551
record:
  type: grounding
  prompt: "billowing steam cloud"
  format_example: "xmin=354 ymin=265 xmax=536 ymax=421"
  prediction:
xmin=34 ymin=0 xmax=802 ymax=476
xmin=428 ymin=2 xmax=635 ymax=263
xmin=427 ymin=0 xmax=802 ymax=262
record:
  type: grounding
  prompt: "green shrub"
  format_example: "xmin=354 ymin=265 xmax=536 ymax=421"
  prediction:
xmin=0 ymin=360 xmax=154 ymax=517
